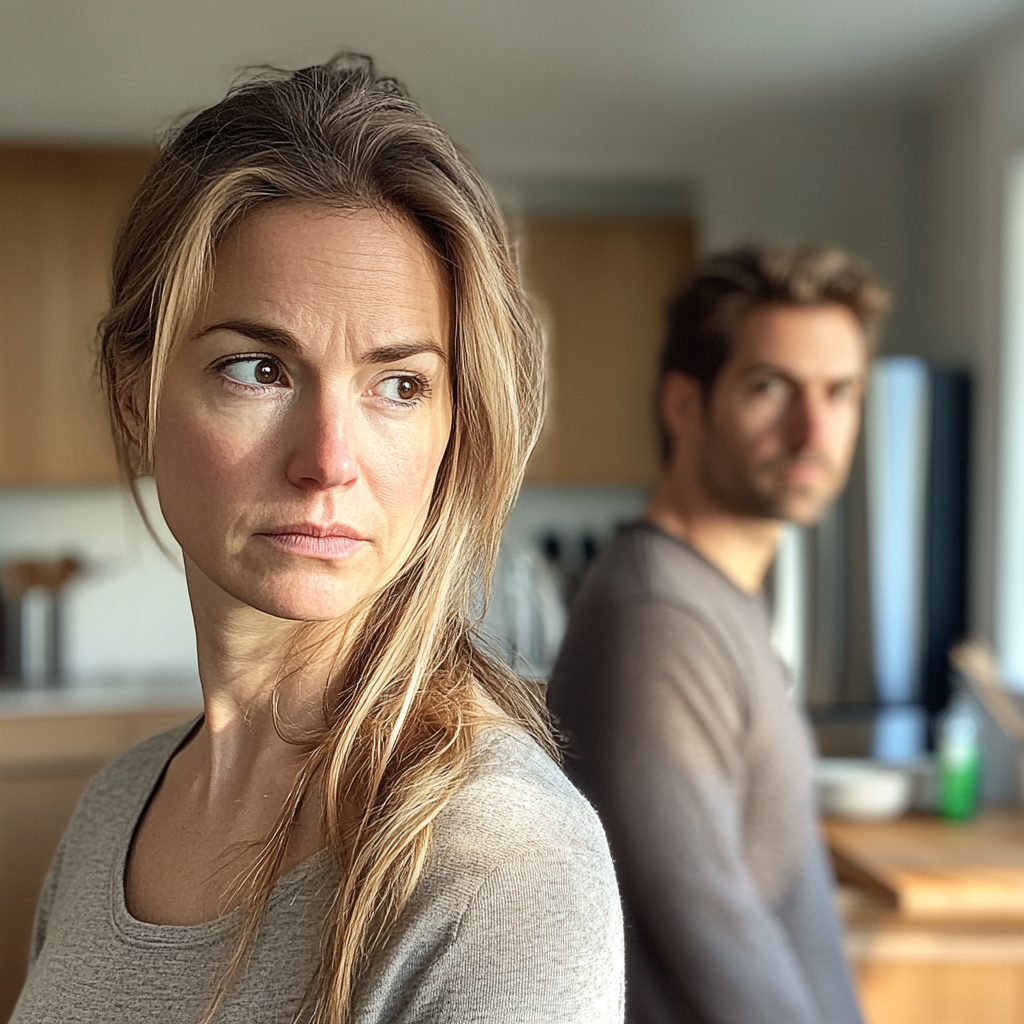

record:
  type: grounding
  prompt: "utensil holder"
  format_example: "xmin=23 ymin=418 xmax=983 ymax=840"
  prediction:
xmin=1 ymin=557 xmax=82 ymax=687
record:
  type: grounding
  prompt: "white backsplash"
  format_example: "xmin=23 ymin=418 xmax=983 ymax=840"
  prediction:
xmin=0 ymin=480 xmax=197 ymax=683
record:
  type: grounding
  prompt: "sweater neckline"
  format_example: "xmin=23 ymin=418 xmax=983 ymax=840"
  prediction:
xmin=621 ymin=520 xmax=768 ymax=606
xmin=107 ymin=718 xmax=332 ymax=948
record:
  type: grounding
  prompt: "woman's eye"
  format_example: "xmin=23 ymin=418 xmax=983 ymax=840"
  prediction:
xmin=221 ymin=358 xmax=285 ymax=387
xmin=377 ymin=375 xmax=427 ymax=402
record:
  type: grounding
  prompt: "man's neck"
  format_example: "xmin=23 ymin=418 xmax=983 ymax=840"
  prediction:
xmin=643 ymin=482 xmax=782 ymax=595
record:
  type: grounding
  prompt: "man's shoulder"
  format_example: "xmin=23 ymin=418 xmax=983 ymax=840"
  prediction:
xmin=557 ymin=522 xmax=778 ymax=701
xmin=579 ymin=521 xmax=744 ymax=619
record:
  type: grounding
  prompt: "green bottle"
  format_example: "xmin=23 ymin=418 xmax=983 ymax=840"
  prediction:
xmin=938 ymin=701 xmax=981 ymax=821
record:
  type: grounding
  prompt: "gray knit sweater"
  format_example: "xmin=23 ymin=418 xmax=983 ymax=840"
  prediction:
xmin=12 ymin=721 xmax=624 ymax=1023
xmin=550 ymin=523 xmax=862 ymax=1024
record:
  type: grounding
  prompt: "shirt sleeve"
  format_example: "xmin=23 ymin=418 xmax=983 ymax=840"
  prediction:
xmin=27 ymin=829 xmax=67 ymax=967
xmin=573 ymin=598 xmax=830 ymax=1024
xmin=402 ymin=848 xmax=625 ymax=1024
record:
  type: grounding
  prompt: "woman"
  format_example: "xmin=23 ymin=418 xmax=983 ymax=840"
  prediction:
xmin=13 ymin=55 xmax=623 ymax=1024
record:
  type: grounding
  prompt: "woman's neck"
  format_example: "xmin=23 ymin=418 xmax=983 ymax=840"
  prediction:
xmin=184 ymin=557 xmax=342 ymax=745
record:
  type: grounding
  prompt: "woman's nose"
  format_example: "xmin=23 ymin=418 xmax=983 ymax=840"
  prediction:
xmin=285 ymin=394 xmax=359 ymax=491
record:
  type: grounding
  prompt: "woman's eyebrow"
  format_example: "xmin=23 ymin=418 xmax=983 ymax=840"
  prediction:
xmin=196 ymin=322 xmax=447 ymax=365
xmin=196 ymin=319 xmax=302 ymax=353
xmin=358 ymin=341 xmax=448 ymax=366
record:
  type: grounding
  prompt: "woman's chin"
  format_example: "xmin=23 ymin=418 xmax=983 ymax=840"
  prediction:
xmin=249 ymin=586 xmax=364 ymax=623
xmin=210 ymin=571 xmax=369 ymax=624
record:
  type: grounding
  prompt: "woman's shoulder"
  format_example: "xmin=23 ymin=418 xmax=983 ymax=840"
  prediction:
xmin=357 ymin=726 xmax=624 ymax=1022
xmin=70 ymin=718 xmax=199 ymax=835
xmin=429 ymin=725 xmax=615 ymax=880
xmin=92 ymin=717 xmax=197 ymax=786
xmin=31 ymin=717 xmax=200 ymax=931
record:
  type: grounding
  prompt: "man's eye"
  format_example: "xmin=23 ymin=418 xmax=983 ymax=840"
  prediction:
xmin=377 ymin=375 xmax=427 ymax=402
xmin=222 ymin=358 xmax=285 ymax=386
xmin=754 ymin=378 xmax=786 ymax=397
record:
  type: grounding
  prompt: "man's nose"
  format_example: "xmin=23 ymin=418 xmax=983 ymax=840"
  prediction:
xmin=285 ymin=391 xmax=359 ymax=491
xmin=784 ymin=390 xmax=827 ymax=451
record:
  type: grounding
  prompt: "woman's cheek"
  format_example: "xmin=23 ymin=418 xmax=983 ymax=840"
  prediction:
xmin=157 ymin=396 xmax=282 ymax=512
xmin=362 ymin=414 xmax=448 ymax=522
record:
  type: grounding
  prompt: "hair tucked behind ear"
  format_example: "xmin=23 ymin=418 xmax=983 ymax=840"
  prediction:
xmin=98 ymin=54 xmax=552 ymax=1024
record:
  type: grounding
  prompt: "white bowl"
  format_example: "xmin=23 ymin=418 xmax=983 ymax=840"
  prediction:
xmin=815 ymin=758 xmax=913 ymax=820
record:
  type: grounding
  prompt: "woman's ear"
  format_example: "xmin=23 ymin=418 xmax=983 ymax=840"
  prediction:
xmin=116 ymin=377 xmax=148 ymax=448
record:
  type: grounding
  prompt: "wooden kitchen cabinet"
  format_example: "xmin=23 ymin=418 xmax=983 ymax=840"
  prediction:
xmin=841 ymin=886 xmax=1024 ymax=1024
xmin=0 ymin=146 xmax=153 ymax=484
xmin=1 ymin=158 xmax=691 ymax=486
xmin=0 ymin=705 xmax=198 ymax=1019
xmin=520 ymin=218 xmax=695 ymax=485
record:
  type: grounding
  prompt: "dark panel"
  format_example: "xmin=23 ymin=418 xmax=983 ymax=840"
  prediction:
xmin=923 ymin=368 xmax=972 ymax=737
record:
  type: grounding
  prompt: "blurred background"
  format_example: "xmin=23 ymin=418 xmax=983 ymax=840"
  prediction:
xmin=5 ymin=1 xmax=1024 ymax=1020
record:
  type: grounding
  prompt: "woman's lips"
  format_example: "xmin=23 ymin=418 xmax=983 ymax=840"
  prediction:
xmin=257 ymin=526 xmax=368 ymax=560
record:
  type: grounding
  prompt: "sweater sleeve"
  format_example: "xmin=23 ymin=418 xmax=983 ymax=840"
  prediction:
xmin=27 ymin=829 xmax=67 ymax=967
xmin=570 ymin=598 xmax=831 ymax=1024
xmin=402 ymin=848 xmax=625 ymax=1024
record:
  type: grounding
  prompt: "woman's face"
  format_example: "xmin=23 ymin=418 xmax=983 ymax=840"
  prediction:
xmin=152 ymin=204 xmax=453 ymax=622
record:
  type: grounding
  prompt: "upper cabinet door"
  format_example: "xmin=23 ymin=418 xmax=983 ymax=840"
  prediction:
xmin=520 ymin=218 xmax=695 ymax=485
xmin=0 ymin=147 xmax=154 ymax=485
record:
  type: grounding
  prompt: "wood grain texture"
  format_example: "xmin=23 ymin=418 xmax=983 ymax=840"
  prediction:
xmin=837 ymin=883 xmax=1024 ymax=1024
xmin=0 ymin=708 xmax=197 ymax=1020
xmin=0 ymin=146 xmax=153 ymax=484
xmin=826 ymin=813 xmax=1024 ymax=922
xmin=856 ymin=962 xmax=1024 ymax=1024
xmin=520 ymin=218 xmax=695 ymax=484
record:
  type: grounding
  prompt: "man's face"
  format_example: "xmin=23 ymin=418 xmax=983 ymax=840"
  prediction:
xmin=696 ymin=302 xmax=869 ymax=526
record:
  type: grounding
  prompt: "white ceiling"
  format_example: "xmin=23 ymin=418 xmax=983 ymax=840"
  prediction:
xmin=1 ymin=0 xmax=1021 ymax=175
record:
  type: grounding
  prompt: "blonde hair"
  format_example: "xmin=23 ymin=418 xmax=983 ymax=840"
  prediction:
xmin=99 ymin=54 xmax=552 ymax=1023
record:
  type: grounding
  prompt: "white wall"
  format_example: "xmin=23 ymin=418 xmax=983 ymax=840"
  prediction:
xmin=501 ymin=97 xmax=934 ymax=361
xmin=685 ymin=100 xmax=932 ymax=359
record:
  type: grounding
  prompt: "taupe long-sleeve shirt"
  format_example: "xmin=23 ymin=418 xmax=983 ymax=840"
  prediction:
xmin=550 ymin=522 xmax=862 ymax=1024
xmin=12 ymin=721 xmax=624 ymax=1023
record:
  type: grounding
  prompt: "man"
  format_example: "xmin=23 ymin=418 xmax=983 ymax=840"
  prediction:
xmin=550 ymin=243 xmax=889 ymax=1024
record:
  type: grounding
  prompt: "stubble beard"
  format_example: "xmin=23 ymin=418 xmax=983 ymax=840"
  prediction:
xmin=702 ymin=448 xmax=842 ymax=526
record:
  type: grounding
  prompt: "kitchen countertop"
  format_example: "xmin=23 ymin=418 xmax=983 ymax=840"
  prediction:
xmin=824 ymin=811 xmax=1024 ymax=1020
xmin=825 ymin=812 xmax=1024 ymax=923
